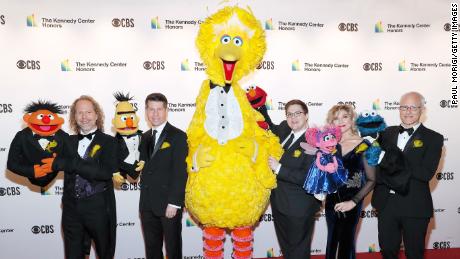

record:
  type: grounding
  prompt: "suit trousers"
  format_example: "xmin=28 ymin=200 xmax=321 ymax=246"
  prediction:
xmin=141 ymin=210 xmax=183 ymax=259
xmin=378 ymin=195 xmax=430 ymax=259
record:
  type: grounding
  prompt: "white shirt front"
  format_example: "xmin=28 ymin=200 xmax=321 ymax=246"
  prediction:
xmin=397 ymin=123 xmax=421 ymax=150
xmin=78 ymin=128 xmax=97 ymax=158
xmin=151 ymin=121 xmax=167 ymax=147
xmin=122 ymin=135 xmax=140 ymax=164
xmin=204 ymin=87 xmax=243 ymax=145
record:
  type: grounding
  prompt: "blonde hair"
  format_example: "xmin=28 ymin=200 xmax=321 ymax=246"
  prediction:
xmin=69 ymin=95 xmax=105 ymax=133
xmin=326 ymin=104 xmax=358 ymax=135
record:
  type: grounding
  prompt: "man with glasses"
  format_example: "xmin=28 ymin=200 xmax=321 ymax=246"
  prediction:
xmin=372 ymin=91 xmax=444 ymax=259
xmin=263 ymin=99 xmax=321 ymax=259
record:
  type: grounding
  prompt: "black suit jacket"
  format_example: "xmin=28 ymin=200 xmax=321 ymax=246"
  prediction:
xmin=270 ymin=121 xmax=321 ymax=217
xmin=53 ymin=130 xmax=118 ymax=201
xmin=371 ymin=124 xmax=443 ymax=218
xmin=115 ymin=131 xmax=142 ymax=179
xmin=138 ymin=122 xmax=188 ymax=216
xmin=7 ymin=128 xmax=70 ymax=187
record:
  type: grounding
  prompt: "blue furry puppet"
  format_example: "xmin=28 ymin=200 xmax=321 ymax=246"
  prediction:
xmin=356 ymin=110 xmax=387 ymax=166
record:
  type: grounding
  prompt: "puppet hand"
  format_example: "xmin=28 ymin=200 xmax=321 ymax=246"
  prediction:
xmin=112 ymin=172 xmax=125 ymax=185
xmin=324 ymin=163 xmax=338 ymax=173
xmin=135 ymin=161 xmax=145 ymax=172
xmin=34 ymin=164 xmax=52 ymax=178
xmin=300 ymin=142 xmax=318 ymax=155
xmin=196 ymin=146 xmax=215 ymax=168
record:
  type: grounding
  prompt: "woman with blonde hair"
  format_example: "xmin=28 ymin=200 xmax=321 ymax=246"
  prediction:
xmin=324 ymin=104 xmax=376 ymax=259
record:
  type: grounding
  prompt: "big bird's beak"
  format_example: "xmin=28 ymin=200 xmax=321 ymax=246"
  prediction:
xmin=216 ymin=44 xmax=242 ymax=84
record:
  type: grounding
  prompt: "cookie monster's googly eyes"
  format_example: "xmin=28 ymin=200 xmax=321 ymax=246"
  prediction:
xmin=221 ymin=35 xmax=231 ymax=44
xmin=370 ymin=111 xmax=377 ymax=116
xmin=361 ymin=110 xmax=371 ymax=117
xmin=233 ymin=36 xmax=243 ymax=47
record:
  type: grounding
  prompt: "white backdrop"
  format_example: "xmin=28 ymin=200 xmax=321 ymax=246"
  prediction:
xmin=0 ymin=0 xmax=459 ymax=258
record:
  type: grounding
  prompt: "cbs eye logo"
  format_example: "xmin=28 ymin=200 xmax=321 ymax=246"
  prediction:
xmin=338 ymin=22 xmax=358 ymax=32
xmin=17 ymin=60 xmax=40 ymax=70
xmin=143 ymin=61 xmax=165 ymax=70
xmin=120 ymin=182 xmax=141 ymax=191
xmin=0 ymin=187 xmax=20 ymax=196
xmin=112 ymin=18 xmax=134 ymax=28
xmin=363 ymin=62 xmax=383 ymax=71
xmin=444 ymin=23 xmax=451 ymax=31
xmin=31 ymin=225 xmax=54 ymax=234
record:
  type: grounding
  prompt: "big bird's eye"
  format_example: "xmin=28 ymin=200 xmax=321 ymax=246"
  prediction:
xmin=48 ymin=114 xmax=55 ymax=120
xmin=221 ymin=35 xmax=231 ymax=44
xmin=370 ymin=111 xmax=377 ymax=116
xmin=36 ymin=114 xmax=44 ymax=120
xmin=233 ymin=37 xmax=243 ymax=46
xmin=121 ymin=115 xmax=127 ymax=121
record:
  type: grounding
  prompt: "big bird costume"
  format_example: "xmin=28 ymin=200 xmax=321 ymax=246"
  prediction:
xmin=185 ymin=6 xmax=282 ymax=259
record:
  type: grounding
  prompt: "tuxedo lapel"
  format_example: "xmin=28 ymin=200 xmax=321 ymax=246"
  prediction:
xmin=25 ymin=128 xmax=47 ymax=152
xmin=151 ymin=123 xmax=169 ymax=158
xmin=82 ymin=130 xmax=102 ymax=159
xmin=403 ymin=124 xmax=424 ymax=154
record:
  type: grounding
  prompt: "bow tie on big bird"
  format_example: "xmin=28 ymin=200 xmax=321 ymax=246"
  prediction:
xmin=184 ymin=6 xmax=283 ymax=259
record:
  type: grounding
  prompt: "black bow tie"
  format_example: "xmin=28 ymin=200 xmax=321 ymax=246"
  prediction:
xmin=78 ymin=132 xmax=95 ymax=141
xmin=210 ymin=82 xmax=231 ymax=93
xmin=33 ymin=135 xmax=54 ymax=141
xmin=398 ymin=126 xmax=414 ymax=136
xmin=124 ymin=133 xmax=138 ymax=139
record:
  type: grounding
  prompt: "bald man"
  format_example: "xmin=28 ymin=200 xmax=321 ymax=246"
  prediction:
xmin=372 ymin=92 xmax=444 ymax=259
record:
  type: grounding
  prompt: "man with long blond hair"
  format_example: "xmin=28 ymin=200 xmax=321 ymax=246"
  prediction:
xmin=43 ymin=95 xmax=118 ymax=259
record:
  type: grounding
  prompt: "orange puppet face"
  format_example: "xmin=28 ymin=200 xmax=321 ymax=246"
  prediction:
xmin=23 ymin=109 xmax=64 ymax=136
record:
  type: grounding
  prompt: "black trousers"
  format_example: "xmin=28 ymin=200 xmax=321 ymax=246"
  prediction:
xmin=272 ymin=207 xmax=316 ymax=259
xmin=377 ymin=197 xmax=430 ymax=259
xmin=62 ymin=190 xmax=116 ymax=259
xmin=325 ymin=202 xmax=362 ymax=259
xmin=141 ymin=210 xmax=183 ymax=259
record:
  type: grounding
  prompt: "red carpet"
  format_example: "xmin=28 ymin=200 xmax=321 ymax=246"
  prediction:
xmin=259 ymin=248 xmax=460 ymax=259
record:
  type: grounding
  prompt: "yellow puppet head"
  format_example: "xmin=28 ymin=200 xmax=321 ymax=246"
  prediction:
xmin=196 ymin=6 xmax=266 ymax=86
xmin=112 ymin=92 xmax=139 ymax=135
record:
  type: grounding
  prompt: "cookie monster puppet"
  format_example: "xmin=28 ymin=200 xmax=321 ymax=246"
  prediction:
xmin=356 ymin=109 xmax=387 ymax=166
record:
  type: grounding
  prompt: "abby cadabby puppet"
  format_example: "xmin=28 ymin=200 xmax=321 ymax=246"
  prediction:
xmin=302 ymin=125 xmax=348 ymax=200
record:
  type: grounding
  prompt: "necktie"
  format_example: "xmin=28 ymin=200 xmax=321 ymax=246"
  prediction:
xmin=283 ymin=133 xmax=294 ymax=150
xmin=210 ymin=82 xmax=231 ymax=93
xmin=150 ymin=129 xmax=157 ymax=157
xmin=398 ymin=126 xmax=414 ymax=136
xmin=78 ymin=132 xmax=95 ymax=140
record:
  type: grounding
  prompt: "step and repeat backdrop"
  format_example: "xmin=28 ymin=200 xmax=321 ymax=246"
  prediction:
xmin=0 ymin=0 xmax=459 ymax=258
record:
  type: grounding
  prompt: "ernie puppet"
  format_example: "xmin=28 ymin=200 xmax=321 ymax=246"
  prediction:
xmin=7 ymin=100 xmax=68 ymax=187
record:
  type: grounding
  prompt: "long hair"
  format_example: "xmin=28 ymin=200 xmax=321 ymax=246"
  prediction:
xmin=69 ymin=95 xmax=105 ymax=133
xmin=326 ymin=104 xmax=358 ymax=135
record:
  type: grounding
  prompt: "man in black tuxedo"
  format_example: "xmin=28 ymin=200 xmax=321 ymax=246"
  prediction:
xmin=46 ymin=95 xmax=118 ymax=259
xmin=138 ymin=93 xmax=188 ymax=259
xmin=372 ymin=92 xmax=443 ymax=259
xmin=265 ymin=99 xmax=321 ymax=259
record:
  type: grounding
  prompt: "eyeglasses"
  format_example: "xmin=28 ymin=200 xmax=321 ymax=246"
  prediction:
xmin=399 ymin=105 xmax=421 ymax=112
xmin=286 ymin=111 xmax=304 ymax=118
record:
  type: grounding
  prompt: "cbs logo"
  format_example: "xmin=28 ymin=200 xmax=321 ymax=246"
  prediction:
xmin=0 ymin=187 xmax=20 ymax=196
xmin=112 ymin=18 xmax=135 ymax=28
xmin=143 ymin=61 xmax=165 ymax=70
xmin=363 ymin=62 xmax=383 ymax=71
xmin=31 ymin=225 xmax=54 ymax=234
xmin=433 ymin=241 xmax=451 ymax=249
xmin=436 ymin=172 xmax=454 ymax=180
xmin=338 ymin=23 xmax=358 ymax=32
xmin=120 ymin=182 xmax=141 ymax=191
xmin=257 ymin=61 xmax=275 ymax=70
xmin=17 ymin=60 xmax=40 ymax=70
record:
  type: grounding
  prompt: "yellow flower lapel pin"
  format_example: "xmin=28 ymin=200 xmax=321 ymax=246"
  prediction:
xmin=90 ymin=144 xmax=101 ymax=157
xmin=45 ymin=140 xmax=58 ymax=153
xmin=161 ymin=141 xmax=171 ymax=149
xmin=293 ymin=149 xmax=302 ymax=158
xmin=413 ymin=139 xmax=423 ymax=148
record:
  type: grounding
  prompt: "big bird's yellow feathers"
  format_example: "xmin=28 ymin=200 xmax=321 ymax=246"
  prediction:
xmin=185 ymin=6 xmax=282 ymax=228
